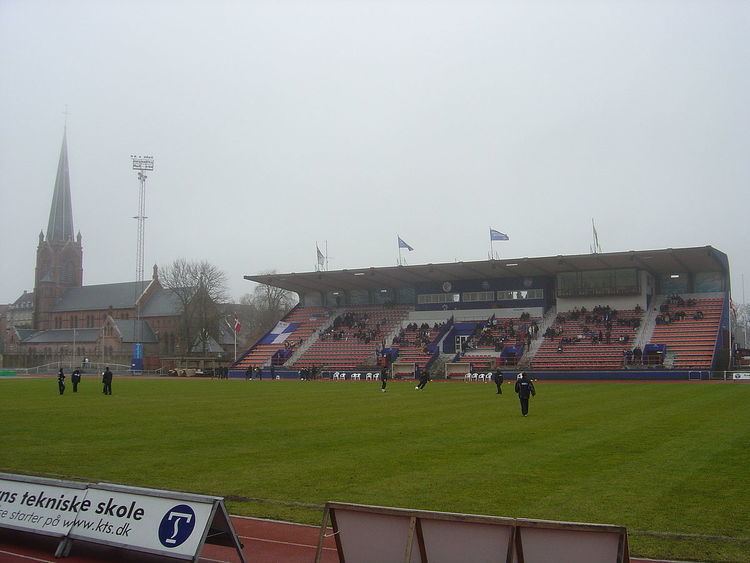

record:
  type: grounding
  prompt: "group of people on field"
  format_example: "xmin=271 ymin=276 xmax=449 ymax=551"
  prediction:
xmin=378 ymin=363 xmax=536 ymax=416
xmin=56 ymin=367 xmax=113 ymax=395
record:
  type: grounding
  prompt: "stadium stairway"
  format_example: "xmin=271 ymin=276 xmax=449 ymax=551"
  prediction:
xmin=518 ymin=306 xmax=557 ymax=368
xmin=232 ymin=307 xmax=332 ymax=372
xmin=283 ymin=311 xmax=339 ymax=366
xmin=292 ymin=305 xmax=411 ymax=370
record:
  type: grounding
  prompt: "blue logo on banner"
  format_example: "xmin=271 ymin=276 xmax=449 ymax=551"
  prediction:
xmin=158 ymin=504 xmax=196 ymax=548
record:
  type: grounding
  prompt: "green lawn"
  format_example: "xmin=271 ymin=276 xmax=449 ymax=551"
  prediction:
xmin=1 ymin=377 xmax=748 ymax=562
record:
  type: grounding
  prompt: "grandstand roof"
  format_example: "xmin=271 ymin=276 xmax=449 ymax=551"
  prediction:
xmin=245 ymin=246 xmax=729 ymax=294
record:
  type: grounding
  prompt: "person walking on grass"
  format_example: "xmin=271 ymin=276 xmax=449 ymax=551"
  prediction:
xmin=57 ymin=368 xmax=66 ymax=395
xmin=492 ymin=369 xmax=504 ymax=395
xmin=514 ymin=372 xmax=536 ymax=416
xmin=415 ymin=367 xmax=430 ymax=390
xmin=380 ymin=365 xmax=389 ymax=392
xmin=71 ymin=368 xmax=81 ymax=392
xmin=102 ymin=366 xmax=113 ymax=395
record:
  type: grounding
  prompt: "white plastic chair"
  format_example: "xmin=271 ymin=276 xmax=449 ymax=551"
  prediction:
xmin=365 ymin=372 xmax=373 ymax=380
xmin=472 ymin=373 xmax=479 ymax=382
xmin=478 ymin=373 xmax=485 ymax=382
xmin=464 ymin=373 xmax=472 ymax=382
xmin=333 ymin=371 xmax=340 ymax=380
xmin=374 ymin=373 xmax=379 ymax=381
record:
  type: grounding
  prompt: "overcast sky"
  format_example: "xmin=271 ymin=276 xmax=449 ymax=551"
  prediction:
xmin=1 ymin=0 xmax=748 ymax=304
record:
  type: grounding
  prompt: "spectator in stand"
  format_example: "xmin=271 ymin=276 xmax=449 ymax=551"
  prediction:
xmin=624 ymin=350 xmax=633 ymax=365
xmin=693 ymin=311 xmax=704 ymax=320
xmin=633 ymin=346 xmax=643 ymax=364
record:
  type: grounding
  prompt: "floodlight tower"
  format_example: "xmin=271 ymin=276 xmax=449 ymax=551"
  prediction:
xmin=131 ymin=155 xmax=154 ymax=372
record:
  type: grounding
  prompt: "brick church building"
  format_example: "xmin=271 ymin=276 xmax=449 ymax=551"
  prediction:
xmin=3 ymin=129 xmax=234 ymax=369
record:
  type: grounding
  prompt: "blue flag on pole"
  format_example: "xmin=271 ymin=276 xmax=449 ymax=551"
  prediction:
xmin=490 ymin=228 xmax=509 ymax=241
xmin=398 ymin=236 xmax=414 ymax=251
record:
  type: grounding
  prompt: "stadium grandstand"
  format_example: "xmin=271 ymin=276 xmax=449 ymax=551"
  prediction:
xmin=232 ymin=246 xmax=732 ymax=380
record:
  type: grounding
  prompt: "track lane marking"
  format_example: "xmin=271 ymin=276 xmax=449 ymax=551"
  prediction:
xmin=0 ymin=549 xmax=55 ymax=563
xmin=239 ymin=535 xmax=336 ymax=551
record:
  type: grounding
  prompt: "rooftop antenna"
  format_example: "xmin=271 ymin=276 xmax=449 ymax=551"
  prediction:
xmin=131 ymin=154 xmax=154 ymax=372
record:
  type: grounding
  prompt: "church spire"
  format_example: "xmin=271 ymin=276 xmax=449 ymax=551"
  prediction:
xmin=46 ymin=127 xmax=74 ymax=242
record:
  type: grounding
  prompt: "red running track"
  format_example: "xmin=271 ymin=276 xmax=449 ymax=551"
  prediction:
xmin=0 ymin=515 xmax=673 ymax=562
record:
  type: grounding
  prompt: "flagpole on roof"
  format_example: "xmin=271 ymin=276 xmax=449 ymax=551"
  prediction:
xmin=397 ymin=235 xmax=402 ymax=266
xmin=325 ymin=240 xmax=328 ymax=271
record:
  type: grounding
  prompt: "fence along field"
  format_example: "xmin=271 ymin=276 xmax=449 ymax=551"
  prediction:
xmin=0 ymin=377 xmax=748 ymax=562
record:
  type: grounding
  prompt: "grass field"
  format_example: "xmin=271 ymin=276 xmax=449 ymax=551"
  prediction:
xmin=1 ymin=376 xmax=748 ymax=562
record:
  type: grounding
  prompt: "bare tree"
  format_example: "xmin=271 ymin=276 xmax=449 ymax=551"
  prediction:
xmin=732 ymin=302 xmax=750 ymax=349
xmin=160 ymin=259 xmax=229 ymax=355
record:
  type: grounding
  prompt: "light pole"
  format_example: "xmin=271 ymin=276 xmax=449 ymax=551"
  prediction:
xmin=71 ymin=325 xmax=76 ymax=369
xmin=131 ymin=155 xmax=154 ymax=373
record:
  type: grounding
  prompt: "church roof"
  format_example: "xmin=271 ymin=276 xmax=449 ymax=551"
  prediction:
xmin=46 ymin=129 xmax=75 ymax=243
xmin=51 ymin=281 xmax=150 ymax=312
xmin=16 ymin=328 xmax=38 ymax=342
xmin=24 ymin=328 xmax=100 ymax=344
xmin=111 ymin=319 xmax=158 ymax=343
xmin=140 ymin=288 xmax=183 ymax=317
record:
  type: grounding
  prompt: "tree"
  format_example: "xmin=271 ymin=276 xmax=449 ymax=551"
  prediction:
xmin=239 ymin=272 xmax=297 ymax=344
xmin=159 ymin=259 xmax=229 ymax=355
xmin=732 ymin=303 xmax=750 ymax=349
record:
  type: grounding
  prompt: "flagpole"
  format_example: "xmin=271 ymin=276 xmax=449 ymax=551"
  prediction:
xmin=325 ymin=240 xmax=328 ymax=271
xmin=398 ymin=237 xmax=402 ymax=266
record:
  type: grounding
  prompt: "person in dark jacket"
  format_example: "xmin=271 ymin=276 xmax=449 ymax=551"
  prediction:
xmin=514 ymin=372 xmax=536 ymax=416
xmin=102 ymin=367 xmax=113 ymax=395
xmin=380 ymin=365 xmax=389 ymax=392
xmin=71 ymin=368 xmax=81 ymax=392
xmin=57 ymin=369 xmax=66 ymax=395
xmin=492 ymin=369 xmax=504 ymax=394
xmin=415 ymin=369 xmax=430 ymax=390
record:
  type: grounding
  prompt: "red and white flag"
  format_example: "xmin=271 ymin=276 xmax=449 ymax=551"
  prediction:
xmin=233 ymin=315 xmax=241 ymax=333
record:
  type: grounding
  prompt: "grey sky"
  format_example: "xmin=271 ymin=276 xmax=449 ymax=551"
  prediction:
xmin=1 ymin=0 xmax=748 ymax=304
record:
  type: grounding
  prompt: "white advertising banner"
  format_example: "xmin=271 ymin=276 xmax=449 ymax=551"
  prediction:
xmin=0 ymin=474 xmax=87 ymax=537
xmin=0 ymin=475 xmax=246 ymax=562
xmin=68 ymin=484 xmax=216 ymax=559
xmin=733 ymin=372 xmax=750 ymax=380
